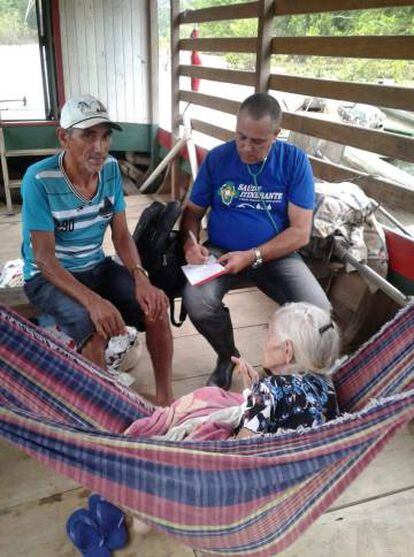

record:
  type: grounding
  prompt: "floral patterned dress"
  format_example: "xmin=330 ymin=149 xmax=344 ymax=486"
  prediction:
xmin=239 ymin=372 xmax=339 ymax=435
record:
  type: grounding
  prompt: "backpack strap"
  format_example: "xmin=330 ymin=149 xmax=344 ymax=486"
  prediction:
xmin=170 ymin=298 xmax=187 ymax=327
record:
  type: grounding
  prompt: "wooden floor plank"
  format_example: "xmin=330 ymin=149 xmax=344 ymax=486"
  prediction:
xmin=169 ymin=288 xmax=275 ymax=339
xmin=0 ymin=486 xmax=195 ymax=557
xmin=128 ymin=321 xmax=268 ymax=393
xmin=0 ymin=439 xmax=78 ymax=510
xmin=195 ymin=489 xmax=414 ymax=557
xmin=268 ymin=488 xmax=414 ymax=557
xmin=333 ymin=423 xmax=414 ymax=509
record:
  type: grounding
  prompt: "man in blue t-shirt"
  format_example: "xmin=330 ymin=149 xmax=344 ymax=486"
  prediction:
xmin=21 ymin=94 xmax=173 ymax=405
xmin=180 ymin=93 xmax=330 ymax=390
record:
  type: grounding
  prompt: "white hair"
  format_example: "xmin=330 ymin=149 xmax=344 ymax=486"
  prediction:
xmin=269 ymin=302 xmax=341 ymax=374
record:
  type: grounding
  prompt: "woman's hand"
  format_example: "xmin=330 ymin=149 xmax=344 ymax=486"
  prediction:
xmin=231 ymin=356 xmax=259 ymax=389
xmin=235 ymin=427 xmax=255 ymax=439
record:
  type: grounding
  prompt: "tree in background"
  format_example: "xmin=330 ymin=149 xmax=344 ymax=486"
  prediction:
xmin=0 ymin=0 xmax=37 ymax=44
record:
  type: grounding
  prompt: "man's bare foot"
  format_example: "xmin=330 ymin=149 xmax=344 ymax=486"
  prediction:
xmin=135 ymin=390 xmax=172 ymax=407
xmin=137 ymin=391 xmax=158 ymax=405
xmin=155 ymin=394 xmax=173 ymax=407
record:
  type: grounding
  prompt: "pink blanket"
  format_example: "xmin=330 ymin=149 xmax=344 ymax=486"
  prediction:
xmin=125 ymin=386 xmax=244 ymax=441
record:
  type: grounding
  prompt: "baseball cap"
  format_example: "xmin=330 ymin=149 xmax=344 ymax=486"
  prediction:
xmin=60 ymin=94 xmax=122 ymax=131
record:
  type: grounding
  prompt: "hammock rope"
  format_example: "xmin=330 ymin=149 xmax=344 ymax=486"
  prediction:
xmin=1 ymin=303 xmax=414 ymax=556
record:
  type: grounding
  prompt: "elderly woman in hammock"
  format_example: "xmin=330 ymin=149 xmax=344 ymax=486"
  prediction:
xmin=126 ymin=302 xmax=341 ymax=441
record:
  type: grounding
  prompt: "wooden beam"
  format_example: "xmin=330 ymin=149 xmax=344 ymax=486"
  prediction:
xmin=309 ymin=156 xmax=414 ymax=212
xmin=171 ymin=1 xmax=180 ymax=136
xmin=274 ymin=0 xmax=414 ymax=16
xmin=180 ymin=68 xmax=414 ymax=112
xmin=179 ymin=91 xmax=414 ymax=163
xmin=272 ymin=36 xmax=414 ymax=60
xmin=283 ymin=112 xmax=414 ymax=163
xmin=179 ymin=65 xmax=255 ymax=86
xmin=179 ymin=90 xmax=240 ymax=115
xmin=255 ymin=0 xmax=273 ymax=92
xmin=179 ymin=38 xmax=257 ymax=54
xmin=178 ymin=2 xmax=258 ymax=24
xmin=170 ymin=0 xmax=180 ymax=199
xmin=190 ymin=119 xmax=233 ymax=143
xmin=269 ymin=74 xmax=414 ymax=111
xmin=178 ymin=0 xmax=412 ymax=21
xmin=148 ymin=0 xmax=159 ymax=126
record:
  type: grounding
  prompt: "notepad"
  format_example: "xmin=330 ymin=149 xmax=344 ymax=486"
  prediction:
xmin=181 ymin=255 xmax=227 ymax=286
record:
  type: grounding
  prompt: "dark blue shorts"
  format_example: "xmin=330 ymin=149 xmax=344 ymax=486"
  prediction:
xmin=24 ymin=257 xmax=145 ymax=348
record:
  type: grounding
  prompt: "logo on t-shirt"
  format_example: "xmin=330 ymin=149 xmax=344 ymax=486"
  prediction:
xmin=219 ymin=182 xmax=238 ymax=206
xmin=98 ymin=197 xmax=114 ymax=218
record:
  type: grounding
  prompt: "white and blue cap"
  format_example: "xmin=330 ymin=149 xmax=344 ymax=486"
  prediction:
xmin=60 ymin=94 xmax=122 ymax=131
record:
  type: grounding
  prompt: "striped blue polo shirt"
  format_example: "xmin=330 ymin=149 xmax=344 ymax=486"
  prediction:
xmin=21 ymin=152 xmax=126 ymax=280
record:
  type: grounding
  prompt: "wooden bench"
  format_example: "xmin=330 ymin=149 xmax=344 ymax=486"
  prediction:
xmin=0 ymin=286 xmax=38 ymax=319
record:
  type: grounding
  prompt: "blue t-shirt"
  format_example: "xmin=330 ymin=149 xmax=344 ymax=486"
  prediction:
xmin=190 ymin=140 xmax=315 ymax=251
xmin=21 ymin=152 xmax=126 ymax=280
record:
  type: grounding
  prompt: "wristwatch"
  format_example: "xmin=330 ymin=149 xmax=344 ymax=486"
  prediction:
xmin=251 ymin=247 xmax=263 ymax=269
xmin=132 ymin=263 xmax=149 ymax=278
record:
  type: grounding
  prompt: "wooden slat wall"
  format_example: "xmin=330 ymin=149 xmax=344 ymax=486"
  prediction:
xmin=59 ymin=0 xmax=150 ymax=123
xmin=180 ymin=91 xmax=414 ymax=163
xmin=181 ymin=67 xmax=414 ymax=111
xmin=178 ymin=0 xmax=413 ymax=21
xmin=273 ymin=0 xmax=414 ymax=15
xmin=182 ymin=36 xmax=414 ymax=60
xmin=173 ymin=0 xmax=414 ymax=208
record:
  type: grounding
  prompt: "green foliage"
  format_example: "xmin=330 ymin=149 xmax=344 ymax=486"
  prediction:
xmin=0 ymin=0 xmax=37 ymax=44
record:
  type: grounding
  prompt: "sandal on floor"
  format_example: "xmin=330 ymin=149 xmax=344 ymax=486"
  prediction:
xmin=66 ymin=508 xmax=111 ymax=557
xmin=88 ymin=494 xmax=128 ymax=551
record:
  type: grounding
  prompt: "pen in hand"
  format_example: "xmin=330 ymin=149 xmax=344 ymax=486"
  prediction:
xmin=187 ymin=230 xmax=209 ymax=264
xmin=189 ymin=230 xmax=198 ymax=247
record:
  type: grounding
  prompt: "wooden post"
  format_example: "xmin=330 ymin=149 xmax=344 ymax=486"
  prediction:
xmin=0 ymin=127 xmax=13 ymax=214
xmin=148 ymin=0 xmax=159 ymax=127
xmin=170 ymin=0 xmax=180 ymax=199
xmin=255 ymin=0 xmax=274 ymax=93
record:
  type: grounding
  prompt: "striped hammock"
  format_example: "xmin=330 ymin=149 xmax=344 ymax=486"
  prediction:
xmin=1 ymin=303 xmax=414 ymax=557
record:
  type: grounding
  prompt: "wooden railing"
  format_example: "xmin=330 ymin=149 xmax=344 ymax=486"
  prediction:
xmin=170 ymin=0 xmax=414 ymax=209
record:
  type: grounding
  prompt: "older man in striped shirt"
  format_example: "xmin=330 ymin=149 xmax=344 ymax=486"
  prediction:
xmin=21 ymin=94 xmax=173 ymax=406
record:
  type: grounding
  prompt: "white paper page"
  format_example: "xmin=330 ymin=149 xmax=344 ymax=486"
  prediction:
xmin=181 ymin=255 xmax=226 ymax=286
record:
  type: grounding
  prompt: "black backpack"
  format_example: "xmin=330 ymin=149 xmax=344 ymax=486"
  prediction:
xmin=132 ymin=200 xmax=187 ymax=326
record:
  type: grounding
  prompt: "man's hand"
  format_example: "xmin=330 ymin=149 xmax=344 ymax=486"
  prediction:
xmin=185 ymin=242 xmax=209 ymax=264
xmin=232 ymin=356 xmax=259 ymax=389
xmin=86 ymin=296 xmax=126 ymax=340
xmin=136 ymin=280 xmax=169 ymax=321
xmin=218 ymin=250 xmax=254 ymax=274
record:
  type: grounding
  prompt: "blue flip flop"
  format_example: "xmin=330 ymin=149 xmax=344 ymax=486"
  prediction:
xmin=88 ymin=494 xmax=128 ymax=551
xmin=66 ymin=508 xmax=111 ymax=557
